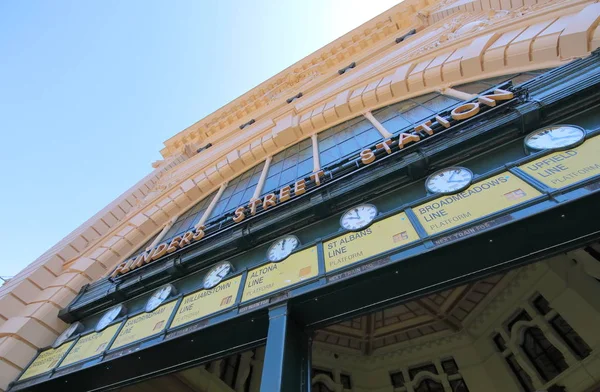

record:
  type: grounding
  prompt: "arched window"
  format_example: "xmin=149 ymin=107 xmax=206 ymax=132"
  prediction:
xmin=414 ymin=378 xmax=445 ymax=392
xmin=372 ymin=92 xmax=461 ymax=134
xmin=521 ymin=327 xmax=568 ymax=382
xmin=262 ymin=138 xmax=313 ymax=196
xmin=318 ymin=116 xmax=381 ymax=167
xmin=161 ymin=190 xmax=217 ymax=238
xmin=208 ymin=162 xmax=265 ymax=219
xmin=312 ymin=382 xmax=333 ymax=392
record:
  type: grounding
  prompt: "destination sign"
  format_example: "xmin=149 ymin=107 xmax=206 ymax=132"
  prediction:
xmin=111 ymin=88 xmax=518 ymax=279
xmin=19 ymin=341 xmax=74 ymax=381
xmin=110 ymin=301 xmax=176 ymax=350
xmin=414 ymin=173 xmax=541 ymax=235
xmin=59 ymin=323 xmax=121 ymax=368
xmin=324 ymin=212 xmax=419 ymax=272
xmin=242 ymin=247 xmax=318 ymax=302
xmin=171 ymin=275 xmax=242 ymax=328
xmin=519 ymin=136 xmax=600 ymax=189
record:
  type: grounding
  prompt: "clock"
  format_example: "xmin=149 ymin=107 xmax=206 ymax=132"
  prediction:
xmin=426 ymin=167 xmax=473 ymax=195
xmin=53 ymin=321 xmax=84 ymax=348
xmin=96 ymin=304 xmax=126 ymax=332
xmin=203 ymin=261 xmax=234 ymax=289
xmin=145 ymin=284 xmax=176 ymax=313
xmin=524 ymin=125 xmax=585 ymax=152
xmin=340 ymin=204 xmax=378 ymax=231
xmin=267 ymin=235 xmax=300 ymax=262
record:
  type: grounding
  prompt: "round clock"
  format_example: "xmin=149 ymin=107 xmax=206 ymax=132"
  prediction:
xmin=96 ymin=304 xmax=126 ymax=332
xmin=54 ymin=321 xmax=84 ymax=348
xmin=524 ymin=125 xmax=585 ymax=152
xmin=426 ymin=167 xmax=473 ymax=195
xmin=340 ymin=204 xmax=378 ymax=231
xmin=145 ymin=284 xmax=176 ymax=313
xmin=267 ymin=235 xmax=300 ymax=262
xmin=203 ymin=261 xmax=234 ymax=289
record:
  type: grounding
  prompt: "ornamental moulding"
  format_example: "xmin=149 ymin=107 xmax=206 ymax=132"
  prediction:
xmin=160 ymin=0 xmax=434 ymax=158
xmin=63 ymin=0 xmax=600 ymax=282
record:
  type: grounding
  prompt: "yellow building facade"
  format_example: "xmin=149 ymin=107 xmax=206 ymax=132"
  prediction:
xmin=2 ymin=0 xmax=600 ymax=391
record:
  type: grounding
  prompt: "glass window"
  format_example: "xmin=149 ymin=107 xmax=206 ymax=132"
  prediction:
xmin=262 ymin=139 xmax=313 ymax=195
xmin=128 ymin=231 xmax=161 ymax=259
xmin=521 ymin=327 xmax=568 ymax=382
xmin=409 ymin=363 xmax=438 ymax=379
xmin=313 ymin=382 xmax=333 ymax=392
xmin=312 ymin=368 xmax=334 ymax=380
xmin=441 ymin=359 xmax=459 ymax=375
xmin=550 ymin=315 xmax=592 ymax=359
xmin=532 ymin=294 xmax=591 ymax=359
xmin=454 ymin=69 xmax=553 ymax=95
xmin=161 ymin=191 xmax=217 ymax=241
xmin=372 ymin=92 xmax=462 ymax=135
xmin=220 ymin=354 xmax=241 ymax=388
xmin=390 ymin=371 xmax=406 ymax=388
xmin=493 ymin=334 xmax=507 ymax=352
xmin=506 ymin=354 xmax=535 ymax=392
xmin=506 ymin=311 xmax=532 ymax=334
xmin=340 ymin=374 xmax=352 ymax=389
xmin=450 ymin=379 xmax=470 ymax=392
xmin=312 ymin=368 xmax=335 ymax=392
xmin=533 ymin=295 xmax=552 ymax=315
xmin=208 ymin=162 xmax=265 ymax=219
xmin=318 ymin=116 xmax=381 ymax=167
xmin=414 ymin=379 xmax=444 ymax=392
xmin=243 ymin=349 xmax=256 ymax=392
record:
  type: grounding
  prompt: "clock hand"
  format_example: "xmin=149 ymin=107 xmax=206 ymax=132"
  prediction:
xmin=354 ymin=208 xmax=360 ymax=219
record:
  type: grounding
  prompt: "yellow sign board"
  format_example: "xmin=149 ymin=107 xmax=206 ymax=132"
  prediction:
xmin=171 ymin=276 xmax=242 ymax=328
xmin=19 ymin=341 xmax=75 ymax=380
xmin=519 ymin=136 xmax=600 ymax=189
xmin=59 ymin=323 xmax=121 ymax=368
xmin=242 ymin=247 xmax=318 ymax=302
xmin=414 ymin=172 xmax=541 ymax=235
xmin=324 ymin=212 xmax=419 ymax=272
xmin=110 ymin=301 xmax=176 ymax=350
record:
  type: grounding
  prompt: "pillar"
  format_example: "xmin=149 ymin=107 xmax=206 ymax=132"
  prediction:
xmin=260 ymin=304 xmax=310 ymax=392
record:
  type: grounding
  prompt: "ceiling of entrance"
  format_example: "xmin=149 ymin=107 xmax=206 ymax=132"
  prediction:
xmin=314 ymin=273 xmax=506 ymax=355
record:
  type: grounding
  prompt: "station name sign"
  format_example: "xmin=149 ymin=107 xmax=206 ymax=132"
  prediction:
xmin=111 ymin=88 xmax=515 ymax=277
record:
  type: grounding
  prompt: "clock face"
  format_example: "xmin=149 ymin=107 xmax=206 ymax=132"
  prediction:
xmin=426 ymin=167 xmax=473 ymax=194
xmin=203 ymin=261 xmax=233 ymax=289
xmin=340 ymin=204 xmax=378 ymax=231
xmin=267 ymin=235 xmax=300 ymax=262
xmin=96 ymin=305 xmax=125 ymax=332
xmin=54 ymin=322 xmax=83 ymax=347
xmin=145 ymin=285 xmax=175 ymax=313
xmin=525 ymin=125 xmax=585 ymax=151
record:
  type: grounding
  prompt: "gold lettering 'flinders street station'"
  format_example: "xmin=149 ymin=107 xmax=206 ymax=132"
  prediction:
xmin=4 ymin=1 xmax=600 ymax=392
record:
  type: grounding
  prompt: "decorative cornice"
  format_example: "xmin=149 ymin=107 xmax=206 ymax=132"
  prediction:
xmin=159 ymin=0 xmax=433 ymax=158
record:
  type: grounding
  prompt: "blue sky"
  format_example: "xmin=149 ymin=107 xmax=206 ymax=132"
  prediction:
xmin=0 ymin=1 xmax=400 ymax=277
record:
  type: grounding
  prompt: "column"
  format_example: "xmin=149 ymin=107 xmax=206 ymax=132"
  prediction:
xmin=260 ymin=304 xmax=310 ymax=392
xmin=311 ymin=134 xmax=321 ymax=173
xmin=252 ymin=156 xmax=272 ymax=201
xmin=195 ymin=181 xmax=228 ymax=229
xmin=147 ymin=214 xmax=180 ymax=249
xmin=363 ymin=111 xmax=393 ymax=139
xmin=439 ymin=87 xmax=476 ymax=101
